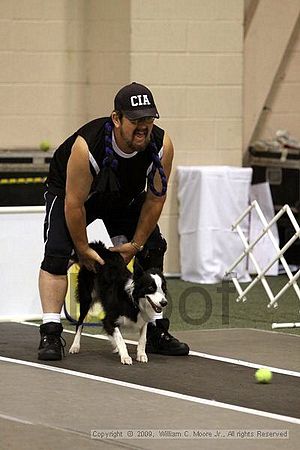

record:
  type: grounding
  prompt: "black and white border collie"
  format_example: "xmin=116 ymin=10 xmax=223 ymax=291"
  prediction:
xmin=69 ymin=241 xmax=167 ymax=365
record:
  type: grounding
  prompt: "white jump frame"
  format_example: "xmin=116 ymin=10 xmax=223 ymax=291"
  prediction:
xmin=225 ymin=201 xmax=300 ymax=329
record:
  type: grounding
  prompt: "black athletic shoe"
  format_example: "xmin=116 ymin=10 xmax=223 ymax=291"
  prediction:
xmin=38 ymin=322 xmax=65 ymax=361
xmin=146 ymin=318 xmax=189 ymax=356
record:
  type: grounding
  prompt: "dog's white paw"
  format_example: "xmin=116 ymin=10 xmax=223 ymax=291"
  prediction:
xmin=136 ymin=353 xmax=148 ymax=363
xmin=69 ymin=344 xmax=80 ymax=354
xmin=121 ymin=355 xmax=132 ymax=365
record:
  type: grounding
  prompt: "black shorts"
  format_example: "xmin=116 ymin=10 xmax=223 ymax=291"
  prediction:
xmin=42 ymin=190 xmax=164 ymax=266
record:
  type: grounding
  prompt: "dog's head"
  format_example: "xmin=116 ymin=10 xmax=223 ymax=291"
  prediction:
xmin=132 ymin=264 xmax=168 ymax=318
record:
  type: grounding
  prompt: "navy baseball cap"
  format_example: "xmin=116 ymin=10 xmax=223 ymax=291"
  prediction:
xmin=114 ymin=82 xmax=159 ymax=120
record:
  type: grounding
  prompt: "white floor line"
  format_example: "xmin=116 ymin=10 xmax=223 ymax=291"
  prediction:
xmin=0 ymin=410 xmax=94 ymax=438
xmin=1 ymin=355 xmax=300 ymax=426
xmin=21 ymin=321 xmax=300 ymax=378
xmin=187 ymin=351 xmax=300 ymax=378
xmin=0 ymin=412 xmax=33 ymax=425
xmin=248 ymin=327 xmax=300 ymax=338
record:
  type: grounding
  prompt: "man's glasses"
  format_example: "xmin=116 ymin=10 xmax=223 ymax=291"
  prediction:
xmin=127 ymin=116 xmax=155 ymax=125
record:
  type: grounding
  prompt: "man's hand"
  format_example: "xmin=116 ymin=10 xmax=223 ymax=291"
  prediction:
xmin=78 ymin=247 xmax=105 ymax=272
xmin=109 ymin=242 xmax=137 ymax=265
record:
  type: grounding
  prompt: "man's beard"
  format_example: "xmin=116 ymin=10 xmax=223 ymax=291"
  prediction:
xmin=120 ymin=127 xmax=151 ymax=152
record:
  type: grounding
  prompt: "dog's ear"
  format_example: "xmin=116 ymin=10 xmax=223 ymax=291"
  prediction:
xmin=133 ymin=258 xmax=144 ymax=280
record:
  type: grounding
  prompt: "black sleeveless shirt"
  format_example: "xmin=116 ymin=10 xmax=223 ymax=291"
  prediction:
xmin=46 ymin=117 xmax=165 ymax=204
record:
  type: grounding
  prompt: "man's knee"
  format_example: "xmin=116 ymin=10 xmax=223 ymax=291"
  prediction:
xmin=41 ymin=256 xmax=69 ymax=275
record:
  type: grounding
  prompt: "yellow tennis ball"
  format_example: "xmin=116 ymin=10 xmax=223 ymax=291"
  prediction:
xmin=255 ymin=368 xmax=273 ymax=384
xmin=39 ymin=140 xmax=51 ymax=151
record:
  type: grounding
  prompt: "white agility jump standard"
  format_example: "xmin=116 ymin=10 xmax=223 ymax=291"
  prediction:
xmin=224 ymin=201 xmax=300 ymax=329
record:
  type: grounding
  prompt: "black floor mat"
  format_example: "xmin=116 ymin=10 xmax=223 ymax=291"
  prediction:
xmin=1 ymin=322 xmax=299 ymax=419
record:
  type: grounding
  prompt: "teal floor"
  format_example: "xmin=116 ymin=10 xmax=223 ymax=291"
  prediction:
xmin=165 ymin=275 xmax=300 ymax=335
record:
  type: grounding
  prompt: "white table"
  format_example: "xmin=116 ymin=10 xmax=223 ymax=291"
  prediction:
xmin=177 ymin=166 xmax=253 ymax=284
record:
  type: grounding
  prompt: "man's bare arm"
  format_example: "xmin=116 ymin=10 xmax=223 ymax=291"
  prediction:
xmin=65 ymin=136 xmax=104 ymax=269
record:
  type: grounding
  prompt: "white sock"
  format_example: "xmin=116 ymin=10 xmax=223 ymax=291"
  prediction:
xmin=151 ymin=313 xmax=163 ymax=324
xmin=43 ymin=313 xmax=61 ymax=324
